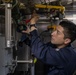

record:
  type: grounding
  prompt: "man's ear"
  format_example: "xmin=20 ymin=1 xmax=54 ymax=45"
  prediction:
xmin=64 ymin=38 xmax=71 ymax=44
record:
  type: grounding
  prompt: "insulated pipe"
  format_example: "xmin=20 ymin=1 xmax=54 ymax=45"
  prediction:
xmin=35 ymin=4 xmax=65 ymax=11
xmin=5 ymin=3 xmax=12 ymax=48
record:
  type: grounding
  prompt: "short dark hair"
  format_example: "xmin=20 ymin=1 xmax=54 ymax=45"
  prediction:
xmin=59 ymin=20 xmax=76 ymax=43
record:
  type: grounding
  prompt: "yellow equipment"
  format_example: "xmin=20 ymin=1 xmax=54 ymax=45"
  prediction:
xmin=35 ymin=4 xmax=65 ymax=10
xmin=35 ymin=4 xmax=65 ymax=14
xmin=47 ymin=25 xmax=56 ymax=31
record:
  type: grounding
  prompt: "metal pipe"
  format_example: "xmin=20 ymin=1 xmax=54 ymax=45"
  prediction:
xmin=16 ymin=60 xmax=33 ymax=64
xmin=35 ymin=4 xmax=65 ymax=11
xmin=5 ymin=3 xmax=12 ymax=48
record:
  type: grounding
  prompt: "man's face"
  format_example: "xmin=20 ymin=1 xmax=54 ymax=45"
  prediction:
xmin=51 ymin=25 xmax=66 ymax=45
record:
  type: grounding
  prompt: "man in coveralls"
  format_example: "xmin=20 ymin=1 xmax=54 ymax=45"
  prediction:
xmin=22 ymin=14 xmax=76 ymax=75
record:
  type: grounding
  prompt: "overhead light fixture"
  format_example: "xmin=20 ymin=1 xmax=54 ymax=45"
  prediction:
xmin=64 ymin=17 xmax=76 ymax=20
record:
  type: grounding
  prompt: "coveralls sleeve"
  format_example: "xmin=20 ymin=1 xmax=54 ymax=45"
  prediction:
xmin=30 ymin=30 xmax=66 ymax=66
xmin=24 ymin=37 xmax=31 ymax=46
xmin=20 ymin=33 xmax=31 ymax=46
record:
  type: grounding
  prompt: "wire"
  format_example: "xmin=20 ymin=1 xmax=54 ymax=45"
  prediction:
xmin=12 ymin=0 xmax=18 ymax=9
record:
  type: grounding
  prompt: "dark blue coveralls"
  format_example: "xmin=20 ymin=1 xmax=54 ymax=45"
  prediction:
xmin=23 ymin=30 xmax=76 ymax=75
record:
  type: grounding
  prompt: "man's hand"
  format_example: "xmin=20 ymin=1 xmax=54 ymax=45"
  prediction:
xmin=22 ymin=26 xmax=30 ymax=34
xmin=22 ymin=13 xmax=39 ymax=33
xmin=30 ymin=13 xmax=39 ymax=24
xmin=29 ymin=13 xmax=39 ymax=32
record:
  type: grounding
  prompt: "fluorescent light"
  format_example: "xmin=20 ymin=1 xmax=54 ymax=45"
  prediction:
xmin=64 ymin=17 xmax=76 ymax=20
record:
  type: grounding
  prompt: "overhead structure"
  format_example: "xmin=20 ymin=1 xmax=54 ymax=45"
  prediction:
xmin=0 ymin=0 xmax=76 ymax=75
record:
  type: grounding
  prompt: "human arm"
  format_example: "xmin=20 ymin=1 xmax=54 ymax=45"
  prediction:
xmin=29 ymin=15 xmax=64 ymax=66
xmin=22 ymin=13 xmax=68 ymax=66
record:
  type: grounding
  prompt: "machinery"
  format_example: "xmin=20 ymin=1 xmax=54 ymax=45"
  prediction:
xmin=0 ymin=0 xmax=76 ymax=75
